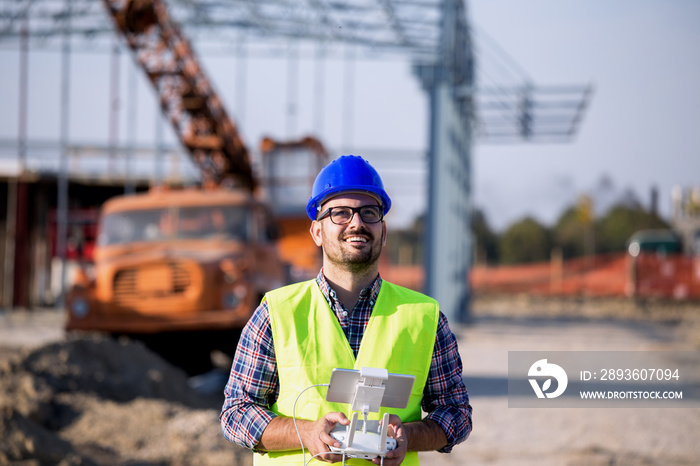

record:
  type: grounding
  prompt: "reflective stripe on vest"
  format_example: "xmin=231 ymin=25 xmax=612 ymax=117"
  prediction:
xmin=255 ymin=279 xmax=438 ymax=466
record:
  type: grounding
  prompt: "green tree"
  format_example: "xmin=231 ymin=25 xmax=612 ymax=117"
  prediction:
xmin=472 ymin=208 xmax=499 ymax=265
xmin=596 ymin=204 xmax=669 ymax=253
xmin=385 ymin=214 xmax=424 ymax=265
xmin=552 ymin=195 xmax=599 ymax=259
xmin=499 ymin=216 xmax=551 ymax=264
xmin=552 ymin=206 xmax=587 ymax=259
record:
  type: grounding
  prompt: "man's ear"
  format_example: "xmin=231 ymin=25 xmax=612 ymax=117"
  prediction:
xmin=381 ymin=221 xmax=387 ymax=246
xmin=310 ymin=220 xmax=323 ymax=246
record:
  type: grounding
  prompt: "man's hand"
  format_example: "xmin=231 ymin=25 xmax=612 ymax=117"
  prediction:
xmin=257 ymin=412 xmax=350 ymax=462
xmin=298 ymin=412 xmax=350 ymax=463
xmin=370 ymin=416 xmax=449 ymax=465
xmin=372 ymin=414 xmax=407 ymax=466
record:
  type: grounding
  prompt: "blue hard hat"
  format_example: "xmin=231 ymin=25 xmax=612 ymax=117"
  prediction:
xmin=306 ymin=155 xmax=391 ymax=221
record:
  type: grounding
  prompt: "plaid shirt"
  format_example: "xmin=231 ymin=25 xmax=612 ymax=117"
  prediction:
xmin=220 ymin=271 xmax=472 ymax=453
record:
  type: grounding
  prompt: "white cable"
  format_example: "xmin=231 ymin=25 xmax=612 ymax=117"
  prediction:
xmin=293 ymin=383 xmax=330 ymax=466
xmin=303 ymin=450 xmax=342 ymax=466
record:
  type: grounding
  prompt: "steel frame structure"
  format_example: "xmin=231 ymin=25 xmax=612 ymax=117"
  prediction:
xmin=0 ymin=0 xmax=590 ymax=143
xmin=0 ymin=0 xmax=591 ymax=321
xmin=0 ymin=0 xmax=442 ymax=60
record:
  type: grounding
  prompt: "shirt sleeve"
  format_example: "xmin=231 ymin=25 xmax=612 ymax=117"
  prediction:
xmin=219 ymin=298 xmax=280 ymax=450
xmin=422 ymin=311 xmax=473 ymax=452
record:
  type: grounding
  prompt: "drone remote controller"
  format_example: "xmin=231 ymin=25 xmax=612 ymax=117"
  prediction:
xmin=320 ymin=368 xmax=414 ymax=464
xmin=328 ymin=412 xmax=396 ymax=460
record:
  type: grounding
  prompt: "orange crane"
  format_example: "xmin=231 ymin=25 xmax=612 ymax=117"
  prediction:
xmin=103 ymin=0 xmax=254 ymax=190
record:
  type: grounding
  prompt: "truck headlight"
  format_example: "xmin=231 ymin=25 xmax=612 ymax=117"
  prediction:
xmin=71 ymin=298 xmax=89 ymax=318
xmin=222 ymin=285 xmax=248 ymax=310
xmin=222 ymin=292 xmax=240 ymax=309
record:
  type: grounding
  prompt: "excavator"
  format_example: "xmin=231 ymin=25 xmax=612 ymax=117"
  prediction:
xmin=66 ymin=0 xmax=327 ymax=374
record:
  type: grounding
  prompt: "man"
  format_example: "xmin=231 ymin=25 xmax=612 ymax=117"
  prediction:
xmin=221 ymin=155 xmax=472 ymax=465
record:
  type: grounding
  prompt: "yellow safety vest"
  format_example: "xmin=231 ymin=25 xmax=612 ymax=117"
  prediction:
xmin=256 ymin=279 xmax=439 ymax=466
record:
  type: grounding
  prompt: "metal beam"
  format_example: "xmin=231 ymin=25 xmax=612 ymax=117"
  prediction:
xmin=414 ymin=0 xmax=473 ymax=323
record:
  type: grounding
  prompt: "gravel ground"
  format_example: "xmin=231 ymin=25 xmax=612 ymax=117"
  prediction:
xmin=421 ymin=297 xmax=700 ymax=466
xmin=1 ymin=297 xmax=699 ymax=465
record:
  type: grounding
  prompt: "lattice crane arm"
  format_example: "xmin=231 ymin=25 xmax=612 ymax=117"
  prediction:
xmin=103 ymin=0 xmax=255 ymax=190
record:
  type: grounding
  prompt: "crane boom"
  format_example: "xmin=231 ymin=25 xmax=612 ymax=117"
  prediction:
xmin=103 ymin=0 xmax=255 ymax=190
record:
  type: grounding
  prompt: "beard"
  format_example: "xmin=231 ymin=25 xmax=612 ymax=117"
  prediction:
xmin=322 ymin=225 xmax=383 ymax=273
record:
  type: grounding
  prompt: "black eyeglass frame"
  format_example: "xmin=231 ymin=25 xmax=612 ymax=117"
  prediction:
xmin=316 ymin=205 xmax=384 ymax=225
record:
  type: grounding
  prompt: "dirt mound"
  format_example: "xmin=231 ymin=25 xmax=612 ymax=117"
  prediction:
xmin=0 ymin=334 xmax=251 ymax=466
xmin=15 ymin=334 xmax=206 ymax=406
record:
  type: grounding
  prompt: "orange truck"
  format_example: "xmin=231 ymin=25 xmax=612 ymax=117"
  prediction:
xmin=66 ymin=187 xmax=287 ymax=372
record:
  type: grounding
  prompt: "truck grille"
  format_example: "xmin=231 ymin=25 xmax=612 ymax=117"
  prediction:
xmin=113 ymin=262 xmax=191 ymax=306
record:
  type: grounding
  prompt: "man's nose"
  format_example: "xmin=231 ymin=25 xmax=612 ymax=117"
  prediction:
xmin=348 ymin=210 xmax=366 ymax=227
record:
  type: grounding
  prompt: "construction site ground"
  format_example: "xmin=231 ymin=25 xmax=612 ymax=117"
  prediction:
xmin=1 ymin=295 xmax=699 ymax=465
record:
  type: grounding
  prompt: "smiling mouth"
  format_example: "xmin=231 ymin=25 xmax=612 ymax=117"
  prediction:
xmin=344 ymin=236 xmax=369 ymax=244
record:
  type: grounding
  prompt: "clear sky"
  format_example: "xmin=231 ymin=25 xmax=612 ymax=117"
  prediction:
xmin=1 ymin=1 xmax=698 ymax=232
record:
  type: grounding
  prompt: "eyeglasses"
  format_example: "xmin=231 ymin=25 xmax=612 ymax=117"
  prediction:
xmin=317 ymin=205 xmax=384 ymax=225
